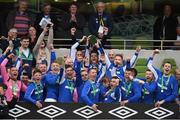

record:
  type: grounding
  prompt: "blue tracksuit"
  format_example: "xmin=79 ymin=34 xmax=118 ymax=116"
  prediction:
xmin=98 ymin=45 xmax=138 ymax=80
xmin=120 ymin=79 xmax=141 ymax=103
xmin=141 ymin=80 xmax=157 ymax=104
xmin=147 ymin=57 xmax=178 ymax=102
xmin=58 ymin=79 xmax=76 ymax=103
xmin=99 ymin=84 xmax=109 ymax=102
xmin=104 ymin=87 xmax=121 ymax=103
xmin=77 ymin=81 xmax=87 ymax=103
xmin=24 ymin=81 xmax=44 ymax=104
xmin=44 ymin=72 xmax=60 ymax=100
xmin=81 ymin=80 xmax=100 ymax=106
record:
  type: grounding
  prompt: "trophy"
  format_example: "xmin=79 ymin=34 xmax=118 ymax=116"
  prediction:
xmin=88 ymin=35 xmax=97 ymax=45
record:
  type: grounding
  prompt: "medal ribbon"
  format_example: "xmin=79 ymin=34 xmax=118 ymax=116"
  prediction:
xmin=34 ymin=82 xmax=43 ymax=100
xmin=161 ymin=74 xmax=171 ymax=91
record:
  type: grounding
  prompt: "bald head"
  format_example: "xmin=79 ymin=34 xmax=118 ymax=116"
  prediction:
xmin=108 ymin=49 xmax=115 ymax=62
xmin=96 ymin=2 xmax=105 ymax=13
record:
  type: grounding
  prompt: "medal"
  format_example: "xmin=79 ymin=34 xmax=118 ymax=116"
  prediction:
xmin=161 ymin=90 xmax=164 ymax=93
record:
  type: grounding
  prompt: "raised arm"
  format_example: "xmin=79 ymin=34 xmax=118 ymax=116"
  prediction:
xmin=130 ymin=46 xmax=141 ymax=67
xmin=70 ymin=36 xmax=86 ymax=62
xmin=122 ymin=46 xmax=140 ymax=72
xmin=147 ymin=49 xmax=161 ymax=81
xmin=33 ymin=27 xmax=48 ymax=58
xmin=96 ymin=55 xmax=106 ymax=83
xmin=0 ymin=58 xmax=9 ymax=84
xmin=47 ymin=26 xmax=54 ymax=48
xmin=96 ymin=40 xmax=111 ymax=69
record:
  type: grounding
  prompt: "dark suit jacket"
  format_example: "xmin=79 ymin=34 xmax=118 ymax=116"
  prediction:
xmin=59 ymin=13 xmax=86 ymax=39
xmin=153 ymin=15 xmax=178 ymax=40
xmin=88 ymin=12 xmax=113 ymax=38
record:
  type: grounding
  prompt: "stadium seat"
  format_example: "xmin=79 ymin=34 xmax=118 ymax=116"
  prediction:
xmin=136 ymin=73 xmax=145 ymax=78
xmin=135 ymin=58 xmax=147 ymax=78
xmin=134 ymin=36 xmax=152 ymax=50
xmin=135 ymin=58 xmax=147 ymax=66
xmin=110 ymin=36 xmax=124 ymax=49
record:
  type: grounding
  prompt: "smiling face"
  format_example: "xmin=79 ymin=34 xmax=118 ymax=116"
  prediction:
xmin=81 ymin=70 xmax=88 ymax=81
xmin=33 ymin=72 xmax=42 ymax=81
xmin=90 ymin=53 xmax=98 ymax=64
xmin=65 ymin=67 xmax=74 ymax=79
xmin=108 ymin=50 xmax=115 ymax=62
xmin=19 ymin=0 xmax=28 ymax=12
xmin=38 ymin=64 xmax=47 ymax=75
xmin=110 ymin=78 xmax=118 ymax=88
xmin=124 ymin=70 xmax=132 ymax=81
xmin=163 ymin=63 xmax=172 ymax=75
xmin=51 ymin=62 xmax=60 ymax=73
xmin=21 ymin=38 xmax=29 ymax=48
xmin=145 ymin=70 xmax=154 ymax=82
xmin=40 ymin=41 xmax=46 ymax=48
xmin=175 ymin=69 xmax=180 ymax=80
xmin=9 ymin=28 xmax=17 ymax=39
xmin=10 ymin=67 xmax=18 ymax=79
xmin=76 ymin=51 xmax=83 ymax=62
xmin=89 ymin=68 xmax=97 ymax=81
xmin=114 ymin=55 xmax=123 ymax=66
xmin=0 ymin=87 xmax=4 ymax=95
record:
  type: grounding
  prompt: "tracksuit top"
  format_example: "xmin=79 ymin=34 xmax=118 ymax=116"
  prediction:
xmin=147 ymin=57 xmax=178 ymax=102
xmin=24 ymin=81 xmax=44 ymax=104
xmin=120 ymin=79 xmax=141 ymax=103
xmin=81 ymin=80 xmax=100 ymax=106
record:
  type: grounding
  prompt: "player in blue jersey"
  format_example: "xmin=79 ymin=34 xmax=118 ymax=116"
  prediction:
xmin=58 ymin=65 xmax=77 ymax=103
xmin=147 ymin=49 xmax=178 ymax=107
xmin=104 ymin=76 xmax=121 ymax=103
xmin=81 ymin=68 xmax=100 ymax=111
xmin=120 ymin=68 xmax=141 ymax=106
xmin=24 ymin=69 xmax=44 ymax=108
xmin=137 ymin=69 xmax=157 ymax=104
xmin=44 ymin=61 xmax=62 ymax=102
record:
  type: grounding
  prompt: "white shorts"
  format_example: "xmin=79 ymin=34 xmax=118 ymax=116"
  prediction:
xmin=44 ymin=98 xmax=57 ymax=102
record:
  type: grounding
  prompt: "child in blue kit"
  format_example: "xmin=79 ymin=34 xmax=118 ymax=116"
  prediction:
xmin=24 ymin=69 xmax=44 ymax=108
